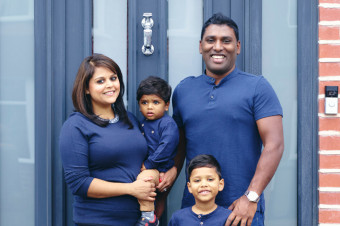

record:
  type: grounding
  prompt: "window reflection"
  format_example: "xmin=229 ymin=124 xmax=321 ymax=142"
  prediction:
xmin=0 ymin=0 xmax=35 ymax=225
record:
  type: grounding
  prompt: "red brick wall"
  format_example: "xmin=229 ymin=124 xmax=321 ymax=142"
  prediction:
xmin=319 ymin=1 xmax=340 ymax=225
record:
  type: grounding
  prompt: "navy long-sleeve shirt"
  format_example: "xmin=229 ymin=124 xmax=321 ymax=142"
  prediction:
xmin=141 ymin=114 xmax=179 ymax=172
xmin=59 ymin=112 xmax=147 ymax=226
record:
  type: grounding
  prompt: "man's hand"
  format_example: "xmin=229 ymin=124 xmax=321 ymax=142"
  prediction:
xmin=159 ymin=172 xmax=165 ymax=183
xmin=156 ymin=166 xmax=177 ymax=192
xmin=155 ymin=167 xmax=177 ymax=219
xmin=225 ymin=195 xmax=258 ymax=226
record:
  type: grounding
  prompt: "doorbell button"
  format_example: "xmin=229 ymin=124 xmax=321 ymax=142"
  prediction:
xmin=325 ymin=86 xmax=338 ymax=115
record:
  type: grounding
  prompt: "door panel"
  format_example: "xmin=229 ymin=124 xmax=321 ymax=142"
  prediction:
xmin=127 ymin=0 xmax=168 ymax=118
xmin=168 ymin=0 xmax=203 ymax=112
xmin=93 ymin=0 xmax=128 ymax=105
xmin=167 ymin=0 xmax=204 ymax=219
xmin=262 ymin=0 xmax=297 ymax=225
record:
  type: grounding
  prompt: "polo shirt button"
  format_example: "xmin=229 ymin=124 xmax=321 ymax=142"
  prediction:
xmin=151 ymin=130 xmax=154 ymax=134
xmin=198 ymin=215 xmax=201 ymax=218
xmin=210 ymin=95 xmax=214 ymax=99
xmin=141 ymin=124 xmax=144 ymax=127
xmin=200 ymin=222 xmax=203 ymax=225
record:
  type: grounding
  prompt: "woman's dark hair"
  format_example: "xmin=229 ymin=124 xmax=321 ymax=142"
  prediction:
xmin=201 ymin=12 xmax=239 ymax=41
xmin=136 ymin=76 xmax=172 ymax=103
xmin=187 ymin=154 xmax=222 ymax=179
xmin=72 ymin=53 xmax=133 ymax=128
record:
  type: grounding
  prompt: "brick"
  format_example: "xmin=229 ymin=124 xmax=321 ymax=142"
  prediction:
xmin=319 ymin=99 xmax=324 ymax=113
xmin=319 ymin=117 xmax=340 ymax=130
xmin=320 ymin=7 xmax=340 ymax=21
xmin=319 ymin=82 xmax=340 ymax=95
xmin=320 ymin=155 xmax=340 ymax=168
xmin=319 ymin=98 xmax=340 ymax=114
xmin=319 ymin=26 xmax=340 ymax=40
xmin=320 ymin=192 xmax=340 ymax=205
xmin=320 ymin=173 xmax=340 ymax=187
xmin=319 ymin=135 xmax=340 ymax=150
xmin=320 ymin=44 xmax=340 ymax=58
xmin=319 ymin=209 xmax=340 ymax=223
xmin=320 ymin=63 xmax=340 ymax=76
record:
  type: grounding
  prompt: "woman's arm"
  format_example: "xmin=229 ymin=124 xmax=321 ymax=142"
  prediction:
xmin=60 ymin=118 xmax=155 ymax=200
xmin=87 ymin=177 xmax=157 ymax=201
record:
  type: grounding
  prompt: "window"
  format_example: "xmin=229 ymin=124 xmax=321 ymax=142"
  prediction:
xmin=0 ymin=0 xmax=35 ymax=225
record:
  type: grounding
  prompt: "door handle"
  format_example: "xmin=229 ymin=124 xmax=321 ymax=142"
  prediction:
xmin=141 ymin=13 xmax=154 ymax=56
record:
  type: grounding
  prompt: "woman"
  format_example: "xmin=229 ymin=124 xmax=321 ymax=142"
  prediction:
xmin=59 ymin=54 xmax=156 ymax=226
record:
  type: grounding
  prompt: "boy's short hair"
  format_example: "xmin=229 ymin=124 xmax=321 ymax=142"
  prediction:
xmin=137 ymin=76 xmax=172 ymax=103
xmin=187 ymin=154 xmax=222 ymax=179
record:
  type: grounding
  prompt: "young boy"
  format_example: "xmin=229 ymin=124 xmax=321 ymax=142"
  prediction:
xmin=168 ymin=154 xmax=231 ymax=226
xmin=136 ymin=76 xmax=179 ymax=226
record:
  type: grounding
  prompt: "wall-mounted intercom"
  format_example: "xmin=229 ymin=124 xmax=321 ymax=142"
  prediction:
xmin=325 ymin=86 xmax=338 ymax=115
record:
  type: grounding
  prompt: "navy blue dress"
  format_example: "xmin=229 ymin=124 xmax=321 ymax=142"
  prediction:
xmin=59 ymin=112 xmax=148 ymax=226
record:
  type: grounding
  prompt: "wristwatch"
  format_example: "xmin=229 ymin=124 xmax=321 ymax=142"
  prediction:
xmin=244 ymin=190 xmax=260 ymax=203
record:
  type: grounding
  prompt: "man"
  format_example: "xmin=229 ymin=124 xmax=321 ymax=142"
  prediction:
xmin=157 ymin=13 xmax=284 ymax=226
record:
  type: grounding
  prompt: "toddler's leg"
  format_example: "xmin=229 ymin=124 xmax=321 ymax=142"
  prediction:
xmin=137 ymin=169 xmax=159 ymax=211
xmin=135 ymin=169 xmax=160 ymax=225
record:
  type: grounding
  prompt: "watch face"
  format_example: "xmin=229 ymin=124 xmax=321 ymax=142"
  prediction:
xmin=248 ymin=192 xmax=257 ymax=201
xmin=246 ymin=191 xmax=259 ymax=202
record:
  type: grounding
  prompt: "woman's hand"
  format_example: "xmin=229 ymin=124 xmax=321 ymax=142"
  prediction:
xmin=156 ymin=166 xmax=177 ymax=192
xmin=130 ymin=176 xmax=157 ymax=201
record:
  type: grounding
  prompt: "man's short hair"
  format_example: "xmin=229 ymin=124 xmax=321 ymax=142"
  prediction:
xmin=187 ymin=154 xmax=222 ymax=179
xmin=137 ymin=76 xmax=172 ymax=103
xmin=201 ymin=12 xmax=239 ymax=41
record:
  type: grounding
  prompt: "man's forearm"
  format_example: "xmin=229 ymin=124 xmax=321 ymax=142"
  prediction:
xmin=248 ymin=115 xmax=284 ymax=195
xmin=247 ymin=142 xmax=284 ymax=195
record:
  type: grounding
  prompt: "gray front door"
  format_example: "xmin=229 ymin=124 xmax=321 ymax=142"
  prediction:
xmin=92 ymin=0 xmax=300 ymax=225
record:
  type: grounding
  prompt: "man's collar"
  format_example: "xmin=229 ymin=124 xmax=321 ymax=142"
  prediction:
xmin=203 ymin=67 xmax=239 ymax=85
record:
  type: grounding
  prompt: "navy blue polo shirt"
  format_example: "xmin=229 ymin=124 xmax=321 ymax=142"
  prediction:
xmin=172 ymin=68 xmax=283 ymax=212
